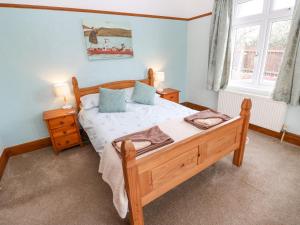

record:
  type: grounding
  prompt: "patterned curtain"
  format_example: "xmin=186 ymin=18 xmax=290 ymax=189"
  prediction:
xmin=207 ymin=0 xmax=233 ymax=91
xmin=273 ymin=0 xmax=300 ymax=105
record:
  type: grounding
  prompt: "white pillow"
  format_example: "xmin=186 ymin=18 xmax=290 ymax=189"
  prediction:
xmin=80 ymin=93 xmax=99 ymax=110
xmin=124 ymin=87 xmax=134 ymax=102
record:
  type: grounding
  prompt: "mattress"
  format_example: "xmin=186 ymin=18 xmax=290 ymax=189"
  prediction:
xmin=78 ymin=97 xmax=201 ymax=218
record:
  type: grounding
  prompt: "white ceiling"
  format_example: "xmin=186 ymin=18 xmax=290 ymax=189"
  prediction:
xmin=1 ymin=0 xmax=214 ymax=18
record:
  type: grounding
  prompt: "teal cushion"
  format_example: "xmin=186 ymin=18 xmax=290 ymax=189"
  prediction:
xmin=132 ymin=81 xmax=156 ymax=105
xmin=99 ymin=88 xmax=126 ymax=112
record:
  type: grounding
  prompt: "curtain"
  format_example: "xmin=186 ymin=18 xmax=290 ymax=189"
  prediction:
xmin=273 ymin=1 xmax=300 ymax=105
xmin=207 ymin=0 xmax=233 ymax=92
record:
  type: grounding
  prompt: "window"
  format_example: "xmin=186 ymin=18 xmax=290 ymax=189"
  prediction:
xmin=229 ymin=0 xmax=296 ymax=95
xmin=272 ymin=0 xmax=296 ymax=11
xmin=236 ymin=0 xmax=264 ymax=18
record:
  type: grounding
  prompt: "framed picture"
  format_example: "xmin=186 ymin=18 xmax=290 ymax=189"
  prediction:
xmin=82 ymin=20 xmax=134 ymax=60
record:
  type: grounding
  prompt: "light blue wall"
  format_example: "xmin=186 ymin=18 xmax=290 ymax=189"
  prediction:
xmin=0 ymin=8 xmax=187 ymax=147
xmin=186 ymin=17 xmax=300 ymax=136
xmin=186 ymin=16 xmax=218 ymax=109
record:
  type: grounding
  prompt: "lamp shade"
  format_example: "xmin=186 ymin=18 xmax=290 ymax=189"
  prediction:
xmin=155 ymin=72 xmax=165 ymax=82
xmin=53 ymin=82 xmax=70 ymax=97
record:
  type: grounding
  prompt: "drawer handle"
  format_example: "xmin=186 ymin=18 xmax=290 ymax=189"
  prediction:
xmin=66 ymin=140 xmax=70 ymax=144
xmin=60 ymin=121 xmax=64 ymax=125
xmin=181 ymin=163 xmax=185 ymax=168
xmin=63 ymin=131 xmax=67 ymax=134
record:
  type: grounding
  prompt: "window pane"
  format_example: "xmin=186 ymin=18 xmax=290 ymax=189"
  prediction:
xmin=272 ymin=0 xmax=295 ymax=11
xmin=231 ymin=25 xmax=260 ymax=83
xmin=263 ymin=20 xmax=291 ymax=83
xmin=236 ymin=0 xmax=264 ymax=18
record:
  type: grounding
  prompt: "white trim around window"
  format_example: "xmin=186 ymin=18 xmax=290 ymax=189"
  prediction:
xmin=228 ymin=0 xmax=296 ymax=96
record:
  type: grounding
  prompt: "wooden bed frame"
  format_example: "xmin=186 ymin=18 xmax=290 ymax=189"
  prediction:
xmin=72 ymin=68 xmax=252 ymax=225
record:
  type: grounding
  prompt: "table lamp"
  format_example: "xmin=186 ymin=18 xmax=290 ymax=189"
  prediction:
xmin=53 ymin=82 xmax=72 ymax=109
xmin=155 ymin=71 xmax=165 ymax=92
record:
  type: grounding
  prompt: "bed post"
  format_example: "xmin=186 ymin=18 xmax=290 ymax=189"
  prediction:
xmin=72 ymin=77 xmax=81 ymax=110
xmin=121 ymin=141 xmax=144 ymax=225
xmin=148 ymin=68 xmax=154 ymax=86
xmin=233 ymin=98 xmax=252 ymax=167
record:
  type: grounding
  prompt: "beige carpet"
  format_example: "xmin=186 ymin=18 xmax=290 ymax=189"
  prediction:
xmin=0 ymin=131 xmax=300 ymax=225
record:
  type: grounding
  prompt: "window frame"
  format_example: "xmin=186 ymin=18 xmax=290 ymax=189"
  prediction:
xmin=228 ymin=0 xmax=295 ymax=96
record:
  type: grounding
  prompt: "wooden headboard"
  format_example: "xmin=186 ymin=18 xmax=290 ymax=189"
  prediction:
xmin=72 ymin=68 xmax=154 ymax=109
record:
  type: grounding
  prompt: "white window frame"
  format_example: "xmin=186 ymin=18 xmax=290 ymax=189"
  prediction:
xmin=228 ymin=0 xmax=295 ymax=96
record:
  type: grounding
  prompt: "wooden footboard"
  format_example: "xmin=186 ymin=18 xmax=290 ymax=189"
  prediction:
xmin=121 ymin=99 xmax=252 ymax=225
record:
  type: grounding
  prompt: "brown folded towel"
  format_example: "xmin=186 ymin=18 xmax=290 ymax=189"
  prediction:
xmin=112 ymin=126 xmax=174 ymax=157
xmin=184 ymin=110 xmax=231 ymax=130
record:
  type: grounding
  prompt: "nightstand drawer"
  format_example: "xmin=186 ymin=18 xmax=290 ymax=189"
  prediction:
xmin=54 ymin=133 xmax=80 ymax=149
xmin=52 ymin=125 xmax=77 ymax=138
xmin=163 ymin=93 xmax=179 ymax=103
xmin=48 ymin=115 xmax=75 ymax=129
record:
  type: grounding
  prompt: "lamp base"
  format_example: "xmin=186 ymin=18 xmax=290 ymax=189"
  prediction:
xmin=62 ymin=104 xmax=72 ymax=109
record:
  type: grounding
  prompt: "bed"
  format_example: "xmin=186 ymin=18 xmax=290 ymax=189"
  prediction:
xmin=72 ymin=68 xmax=252 ymax=225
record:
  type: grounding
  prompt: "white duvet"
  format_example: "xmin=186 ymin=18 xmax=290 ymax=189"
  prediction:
xmin=79 ymin=98 xmax=200 ymax=218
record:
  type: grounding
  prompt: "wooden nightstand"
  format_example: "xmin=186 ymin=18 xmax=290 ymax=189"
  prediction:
xmin=43 ymin=108 xmax=82 ymax=154
xmin=157 ymin=88 xmax=180 ymax=103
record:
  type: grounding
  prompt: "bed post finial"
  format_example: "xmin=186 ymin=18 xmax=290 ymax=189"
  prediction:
xmin=240 ymin=98 xmax=252 ymax=114
xmin=148 ymin=68 xmax=154 ymax=86
xmin=121 ymin=141 xmax=144 ymax=225
xmin=72 ymin=76 xmax=81 ymax=110
xmin=233 ymin=98 xmax=252 ymax=167
xmin=121 ymin=140 xmax=136 ymax=162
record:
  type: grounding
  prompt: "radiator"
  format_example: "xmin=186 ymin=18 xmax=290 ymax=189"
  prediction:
xmin=218 ymin=90 xmax=287 ymax=132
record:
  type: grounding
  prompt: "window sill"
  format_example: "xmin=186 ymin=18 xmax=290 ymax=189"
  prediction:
xmin=226 ymin=84 xmax=274 ymax=98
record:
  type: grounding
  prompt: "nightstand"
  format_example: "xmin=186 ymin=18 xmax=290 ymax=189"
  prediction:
xmin=43 ymin=108 xmax=82 ymax=154
xmin=157 ymin=88 xmax=180 ymax=103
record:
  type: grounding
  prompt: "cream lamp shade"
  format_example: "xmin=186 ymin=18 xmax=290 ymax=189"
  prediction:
xmin=155 ymin=72 xmax=165 ymax=92
xmin=54 ymin=82 xmax=70 ymax=97
xmin=155 ymin=72 xmax=165 ymax=82
xmin=53 ymin=82 xmax=72 ymax=109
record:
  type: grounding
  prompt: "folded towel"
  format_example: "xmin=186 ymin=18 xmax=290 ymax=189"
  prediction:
xmin=112 ymin=126 xmax=174 ymax=157
xmin=184 ymin=110 xmax=231 ymax=130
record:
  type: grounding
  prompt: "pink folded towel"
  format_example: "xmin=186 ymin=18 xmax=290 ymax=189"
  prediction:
xmin=184 ymin=109 xmax=231 ymax=130
xmin=112 ymin=126 xmax=174 ymax=157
